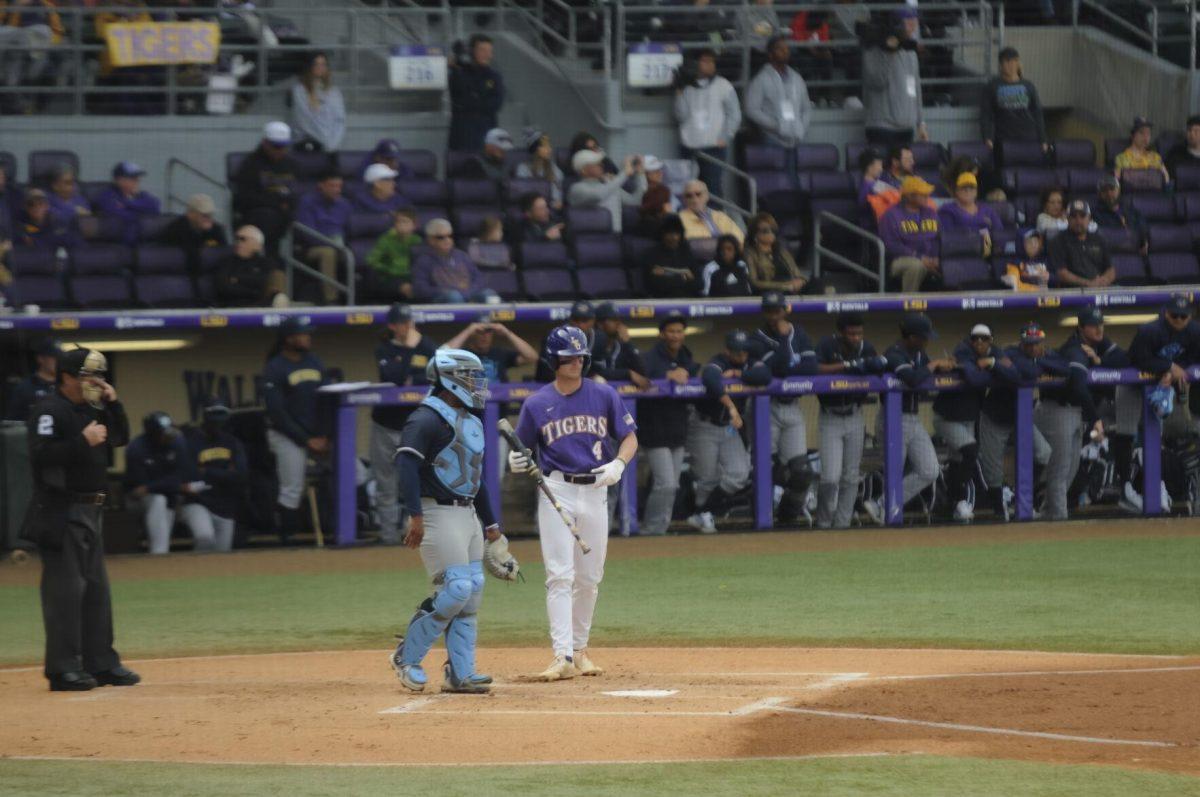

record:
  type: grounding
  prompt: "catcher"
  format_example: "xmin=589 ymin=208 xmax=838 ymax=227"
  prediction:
xmin=389 ymin=349 xmax=520 ymax=695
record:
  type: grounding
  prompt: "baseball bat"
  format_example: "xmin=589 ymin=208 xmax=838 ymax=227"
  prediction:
xmin=497 ymin=418 xmax=590 ymax=555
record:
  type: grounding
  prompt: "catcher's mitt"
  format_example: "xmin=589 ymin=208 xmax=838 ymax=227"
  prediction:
xmin=483 ymin=534 xmax=522 ymax=582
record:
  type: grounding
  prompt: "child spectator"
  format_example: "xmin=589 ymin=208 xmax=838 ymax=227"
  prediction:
xmin=1115 ymin=117 xmax=1170 ymax=184
xmin=1035 ymin=186 xmax=1068 ymax=239
xmin=364 ymin=208 xmax=421 ymax=300
xmin=858 ymin=148 xmax=897 ymax=226
xmin=1001 ymin=229 xmax=1051 ymax=291
xmin=468 ymin=215 xmax=512 ymax=270
xmin=699 ymin=234 xmax=753 ymax=297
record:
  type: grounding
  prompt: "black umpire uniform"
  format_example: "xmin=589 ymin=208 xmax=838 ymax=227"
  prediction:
xmin=21 ymin=348 xmax=140 ymax=691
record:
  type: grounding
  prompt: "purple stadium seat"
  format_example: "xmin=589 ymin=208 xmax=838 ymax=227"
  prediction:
xmin=477 ymin=269 xmax=521 ymax=299
xmin=805 ymin=171 xmax=855 ymax=197
xmin=940 ymin=257 xmax=993 ymax=290
xmin=225 ymin=152 xmax=250 ymax=184
xmin=399 ymin=179 xmax=448 ymax=208
xmin=349 ymin=239 xmax=375 ymax=270
xmin=1131 ymin=195 xmax=1179 ymax=224
xmin=135 ymin=244 xmax=189 ymax=274
xmin=1098 ymin=226 xmax=1138 ymax=254
xmin=138 ymin=214 xmax=181 ymax=243
xmin=992 ymin=227 xmax=1018 ymax=258
xmin=519 ymin=241 xmax=570 ymax=270
xmin=397 ymin=150 xmax=437 ymax=179
xmin=623 ymin=235 xmax=655 ymax=266
xmin=292 ymin=150 xmax=335 ymax=180
xmin=197 ymin=246 xmax=230 ymax=274
xmin=811 ymin=196 xmax=857 ymax=226
xmin=1006 ymin=167 xmax=1059 ymax=197
xmin=567 ymin=207 xmax=613 ymax=236
xmin=909 ymin=142 xmax=945 ymax=170
xmin=79 ymin=181 xmax=109 ymax=207
xmin=136 ymin=275 xmax=195 ymax=307
xmin=983 ymin=200 xmax=1017 ymax=229
xmin=795 ymin=143 xmax=839 ymax=172
xmin=1181 ymin=194 xmax=1200 ymax=220
xmin=577 ymin=267 xmax=631 ymax=299
xmin=337 ymin=150 xmax=370 ymax=180
xmin=554 ymin=146 xmax=573 ymax=174
xmin=71 ymin=275 xmax=133 ymax=308
xmin=0 ymin=151 xmax=16 ymax=181
xmin=29 ymin=150 xmax=80 ymax=186
xmin=1157 ymin=132 xmax=1183 ymax=158
xmin=915 ymin=168 xmax=945 ymax=195
xmin=940 ymin=229 xmax=984 ymax=258
xmin=6 ymin=275 xmax=68 ymax=308
xmin=1175 ymin=164 xmax=1200 ymax=192
xmin=504 ymin=150 xmax=531 ymax=176
xmin=521 ymin=268 xmax=576 ymax=300
xmin=621 ymin=204 xmax=640 ymax=234
xmin=414 ymin=208 xmax=443 ymax=231
xmin=8 ymin=248 xmax=59 ymax=275
xmin=1053 ymin=139 xmax=1096 ymax=167
xmin=1148 ymin=224 xmax=1193 ymax=253
xmin=744 ymin=145 xmax=787 ymax=172
xmin=998 ymin=140 xmax=1047 ymax=168
xmin=77 ymin=214 xmax=129 ymax=243
xmin=452 ymin=207 xmax=494 ymax=238
xmin=572 ymin=235 xmax=622 ymax=270
xmin=347 ymin=212 xmax=392 ymax=241
xmin=1111 ymin=254 xmax=1148 ymax=285
xmin=449 ymin=178 xmax=500 ymax=207
xmin=1066 ymin=167 xmax=1109 ymax=195
xmin=1104 ymin=137 xmax=1128 ymax=167
xmin=628 ymin=266 xmax=645 ymax=295
xmin=1148 ymin=253 xmax=1200 ymax=283
xmin=844 ymin=143 xmax=871 ymax=172
xmin=505 ymin=177 xmax=552 ymax=206
xmin=1120 ymin=168 xmax=1165 ymax=194
xmin=446 ymin=151 xmax=484 ymax=179
xmin=949 ymin=140 xmax=993 ymax=170
xmin=72 ymin=243 xmax=133 ymax=275
xmin=469 ymin=242 xmax=513 ymax=270
xmin=754 ymin=171 xmax=800 ymax=205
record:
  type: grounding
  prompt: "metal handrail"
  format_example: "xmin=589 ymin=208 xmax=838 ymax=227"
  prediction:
xmin=693 ymin=150 xmax=758 ymax=217
xmin=165 ymin=157 xmax=231 ymax=221
xmin=284 ymin=223 xmax=356 ymax=306
xmin=812 ymin=211 xmax=887 ymax=291
xmin=1074 ymin=0 xmax=1159 ymax=54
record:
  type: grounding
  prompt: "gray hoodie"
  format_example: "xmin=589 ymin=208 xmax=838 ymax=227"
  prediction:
xmin=567 ymin=173 xmax=647 ymax=233
xmin=745 ymin=64 xmax=813 ymax=147
xmin=674 ymin=76 xmax=743 ymax=150
xmin=861 ymin=47 xmax=922 ymax=133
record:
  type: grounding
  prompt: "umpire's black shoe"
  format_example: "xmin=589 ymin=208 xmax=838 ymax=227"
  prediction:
xmin=49 ymin=671 xmax=98 ymax=692
xmin=92 ymin=666 xmax=141 ymax=687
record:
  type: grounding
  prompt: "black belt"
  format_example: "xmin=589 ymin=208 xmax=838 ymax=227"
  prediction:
xmin=821 ymin=406 xmax=858 ymax=417
xmin=429 ymin=497 xmax=472 ymax=507
xmin=70 ymin=492 xmax=106 ymax=506
xmin=546 ymin=471 xmax=597 ymax=485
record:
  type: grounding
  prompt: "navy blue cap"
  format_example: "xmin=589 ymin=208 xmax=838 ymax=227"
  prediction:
xmin=1131 ymin=116 xmax=1153 ymax=135
xmin=1077 ymin=307 xmax=1104 ymax=327
xmin=900 ymin=312 xmax=935 ymax=339
xmin=595 ymin=301 xmax=618 ymax=321
xmin=569 ymin=300 xmax=595 ymax=321
xmin=386 ymin=303 xmax=413 ymax=323
xmin=658 ymin=311 xmax=688 ymax=331
xmin=112 ymin=160 xmax=146 ymax=179
xmin=279 ymin=315 xmax=316 ymax=337
xmin=725 ymin=329 xmax=751 ymax=352
xmin=1165 ymin=294 xmax=1194 ymax=316
xmin=761 ymin=290 xmax=787 ymax=311
xmin=375 ymin=138 xmax=402 ymax=157
xmin=35 ymin=337 xmax=62 ymax=357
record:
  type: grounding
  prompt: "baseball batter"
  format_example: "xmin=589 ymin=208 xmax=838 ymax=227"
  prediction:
xmin=511 ymin=326 xmax=638 ymax=681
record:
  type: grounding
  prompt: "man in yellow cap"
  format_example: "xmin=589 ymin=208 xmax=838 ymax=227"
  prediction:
xmin=878 ymin=175 xmax=939 ymax=292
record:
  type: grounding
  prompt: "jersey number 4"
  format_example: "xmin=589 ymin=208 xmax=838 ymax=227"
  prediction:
xmin=37 ymin=415 xmax=53 ymax=436
xmin=592 ymin=440 xmax=603 ymax=461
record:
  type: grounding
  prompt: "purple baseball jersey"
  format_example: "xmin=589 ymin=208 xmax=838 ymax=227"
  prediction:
xmin=515 ymin=379 xmax=636 ymax=475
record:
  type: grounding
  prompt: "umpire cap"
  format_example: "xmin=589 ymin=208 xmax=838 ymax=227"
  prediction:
xmin=57 ymin=347 xmax=106 ymax=378
xmin=278 ymin=315 xmax=316 ymax=337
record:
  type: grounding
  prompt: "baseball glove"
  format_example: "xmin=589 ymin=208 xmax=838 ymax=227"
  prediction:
xmin=484 ymin=534 xmax=522 ymax=582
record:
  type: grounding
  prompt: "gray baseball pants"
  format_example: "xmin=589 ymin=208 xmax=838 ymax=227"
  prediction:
xmin=268 ymin=429 xmax=308 ymax=510
xmin=770 ymin=399 xmax=808 ymax=463
xmin=977 ymin=412 xmax=1052 ymax=489
xmin=932 ymin=414 xmax=976 ymax=459
xmin=643 ymin=446 xmax=685 ymax=535
xmin=875 ymin=412 xmax=940 ymax=505
xmin=369 ymin=421 xmax=405 ymax=544
xmin=417 ymin=499 xmax=484 ymax=582
xmin=687 ymin=417 xmax=750 ymax=508
xmin=136 ymin=495 xmax=226 ymax=554
xmin=817 ymin=406 xmax=864 ymax=528
xmin=1035 ymin=402 xmax=1084 ymax=520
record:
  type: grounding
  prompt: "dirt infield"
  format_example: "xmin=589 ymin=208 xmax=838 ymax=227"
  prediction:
xmin=2 ymin=647 xmax=1197 ymax=774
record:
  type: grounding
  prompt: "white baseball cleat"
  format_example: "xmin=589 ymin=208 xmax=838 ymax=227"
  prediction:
xmin=573 ymin=649 xmax=604 ymax=676
xmin=686 ymin=512 xmax=717 ymax=534
xmin=861 ymin=498 xmax=884 ymax=526
xmin=536 ymin=655 xmax=576 ymax=682
xmin=953 ymin=500 xmax=974 ymax=523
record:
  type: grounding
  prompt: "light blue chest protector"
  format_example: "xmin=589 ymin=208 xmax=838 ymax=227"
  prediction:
xmin=422 ymin=395 xmax=485 ymax=497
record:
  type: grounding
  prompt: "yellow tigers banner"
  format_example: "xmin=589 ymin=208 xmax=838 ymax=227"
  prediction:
xmin=104 ymin=21 xmax=220 ymax=67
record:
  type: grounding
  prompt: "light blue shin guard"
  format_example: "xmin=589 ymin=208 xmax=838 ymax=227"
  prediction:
xmin=400 ymin=564 xmax=473 ymax=667
xmin=445 ymin=561 xmax=485 ymax=680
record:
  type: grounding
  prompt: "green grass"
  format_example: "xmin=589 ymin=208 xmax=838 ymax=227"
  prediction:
xmin=2 ymin=535 xmax=1198 ymax=664
xmin=1 ymin=755 xmax=1198 ymax=797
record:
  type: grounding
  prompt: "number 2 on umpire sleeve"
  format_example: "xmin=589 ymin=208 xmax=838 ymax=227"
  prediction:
xmin=37 ymin=415 xmax=53 ymax=436
xmin=592 ymin=440 xmax=603 ymax=461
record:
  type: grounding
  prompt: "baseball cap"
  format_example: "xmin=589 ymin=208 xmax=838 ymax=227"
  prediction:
xmin=761 ymin=290 xmax=787 ymax=311
xmin=595 ymin=301 xmax=618 ymax=322
xmin=725 ymin=329 xmax=751 ymax=352
xmin=364 ymin=163 xmax=400 ymax=184
xmin=1020 ymin=322 xmax=1046 ymax=343
xmin=57 ymin=347 xmax=104 ymax=377
xmin=278 ymin=315 xmax=316 ymax=337
xmin=998 ymin=46 xmax=1019 ymax=61
xmin=1067 ymin=199 xmax=1091 ymax=217
xmin=899 ymin=312 xmax=935 ymax=339
xmin=1097 ymin=174 xmax=1119 ymax=191
xmin=386 ymin=302 xmax=413 ymax=324
xmin=970 ymin=323 xmax=993 ymax=338
xmin=643 ymin=154 xmax=664 ymax=173
xmin=658 ymin=310 xmax=688 ymax=331
xmin=263 ymin=121 xmax=292 ymax=145
xmin=955 ymin=172 xmax=978 ymax=189
xmin=112 ymin=161 xmax=145 ymax=179
xmin=484 ymin=128 xmax=514 ymax=151
xmin=1077 ymin=307 xmax=1104 ymax=327
xmin=203 ymin=399 xmax=232 ymax=424
xmin=572 ymin=149 xmax=605 ymax=174
xmin=35 ymin=337 xmax=62 ymax=357
xmin=569 ymin=299 xmax=595 ymax=321
xmin=24 ymin=187 xmax=47 ymax=204
xmin=374 ymin=138 xmax=401 ymax=158
xmin=523 ymin=127 xmax=546 ymax=152
xmin=1164 ymin=293 xmax=1194 ymax=316
xmin=186 ymin=193 xmax=216 ymax=216
xmin=1130 ymin=116 xmax=1153 ymax=135
xmin=900 ymin=176 xmax=935 ymax=196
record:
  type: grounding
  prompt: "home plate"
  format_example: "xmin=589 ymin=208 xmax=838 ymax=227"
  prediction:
xmin=603 ymin=689 xmax=679 ymax=698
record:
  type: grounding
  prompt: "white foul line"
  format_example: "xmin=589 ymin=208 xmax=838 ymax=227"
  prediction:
xmin=378 ymin=696 xmax=442 ymax=714
xmin=773 ymin=706 xmax=1178 ymax=748
xmin=377 ymin=695 xmax=791 ymax=719
xmin=864 ymin=665 xmax=1200 ymax=682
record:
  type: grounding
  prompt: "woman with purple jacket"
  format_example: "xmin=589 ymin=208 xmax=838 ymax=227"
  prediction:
xmin=937 ymin=171 xmax=1002 ymax=257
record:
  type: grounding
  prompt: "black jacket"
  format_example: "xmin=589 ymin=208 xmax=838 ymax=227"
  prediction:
xmin=233 ymin=145 xmax=299 ymax=216
xmin=372 ymin=335 xmax=437 ymax=431
xmin=27 ymin=391 xmax=129 ymax=494
xmin=1092 ymin=199 xmax=1147 ymax=249
xmin=642 ymin=242 xmax=699 ymax=298
xmin=591 ymin=336 xmax=646 ymax=382
xmin=214 ymin=252 xmax=279 ymax=306
xmin=815 ymin=335 xmax=885 ymax=410
xmin=982 ymin=345 xmax=1041 ymax=425
xmin=160 ymin=215 xmax=228 ymax=269
xmin=932 ymin=339 xmax=998 ymax=422
xmin=448 ymin=63 xmax=504 ymax=152
xmin=5 ymin=373 xmax=55 ymax=421
xmin=638 ymin=341 xmax=700 ymax=448
xmin=183 ymin=426 xmax=248 ymax=519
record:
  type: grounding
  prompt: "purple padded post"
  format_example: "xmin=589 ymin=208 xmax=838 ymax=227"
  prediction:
xmin=334 ymin=403 xmax=358 ymax=546
xmin=1142 ymin=386 xmax=1162 ymax=515
xmin=753 ymin=394 xmax=773 ymax=529
xmin=621 ymin=399 xmax=639 ymax=535
xmin=883 ymin=389 xmax=904 ymax=526
xmin=484 ymin=402 xmax=501 ymax=523
xmin=1014 ymin=387 xmax=1034 ymax=521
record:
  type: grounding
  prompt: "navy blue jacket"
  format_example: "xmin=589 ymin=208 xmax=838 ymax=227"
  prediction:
xmin=815 ymin=335 xmax=885 ymax=410
xmin=372 ymin=335 xmax=437 ymax=431
xmin=639 ymin=341 xmax=700 ymax=448
xmin=125 ymin=433 xmax=195 ymax=497
xmin=884 ymin=342 xmax=932 ymax=414
xmin=262 ymin=352 xmax=327 ymax=445
xmin=932 ymin=338 xmax=999 ymax=422
xmin=183 ymin=427 xmax=248 ymax=519
xmin=1129 ymin=316 xmax=1200 ymax=376
xmin=448 ymin=63 xmax=505 ymax=152
xmin=982 ymin=345 xmax=1042 ymax=425
xmin=696 ymin=352 xmax=771 ymax=425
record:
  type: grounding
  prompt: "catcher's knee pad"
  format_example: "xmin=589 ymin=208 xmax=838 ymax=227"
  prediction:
xmin=434 ymin=564 xmax=474 ymax=619
xmin=460 ymin=561 xmax=486 ymax=616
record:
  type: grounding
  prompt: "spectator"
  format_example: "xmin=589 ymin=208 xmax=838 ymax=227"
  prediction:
xmin=739 ymin=0 xmax=783 ymax=50
xmin=567 ymin=150 xmax=646 ymax=233
xmin=46 ymin=167 xmax=90 ymax=225
xmin=0 ymin=166 xmax=18 ymax=267
xmin=516 ymin=129 xmax=565 ymax=209
xmin=1035 ymin=185 xmax=1068 ymax=239
xmin=214 ymin=225 xmax=288 ymax=307
xmin=364 ymin=208 xmax=420 ymax=300
xmin=94 ymin=161 xmax=161 ymax=245
xmin=862 ymin=7 xmax=927 ymax=148
xmin=980 ymin=47 xmax=1048 ymax=159
xmin=295 ymin=170 xmax=352 ymax=304
xmin=745 ymin=35 xmax=813 ymax=174
xmin=448 ymin=33 xmax=504 ymax=152
xmin=568 ymin=132 xmax=618 ymax=175
xmin=162 ymin=194 xmax=228 ymax=272
xmin=180 ymin=401 xmax=248 ymax=553
xmin=14 ymin=189 xmax=74 ymax=251
xmin=1093 ymin=174 xmax=1148 ymax=254
xmin=674 ymin=48 xmax=741 ymax=199
xmin=444 ymin=317 xmax=539 ymax=383
xmin=0 ymin=0 xmax=63 ymax=113
xmin=641 ymin=214 xmax=697 ymax=298
xmin=643 ymin=155 xmax=680 ymax=211
xmin=515 ymin=192 xmax=564 ymax=243
xmin=637 ymin=184 xmax=674 ymax=237
xmin=941 ymin=155 xmax=981 ymax=196
xmin=878 ymin=176 xmax=940 ymax=292
xmin=744 ymin=211 xmax=816 ymax=294
xmin=858 ymin=147 xmax=898 ymax=226
xmin=351 ymin=163 xmax=410 ymax=215
xmin=468 ymin=215 xmax=511 ymax=270
xmin=290 ymin=52 xmax=345 ymax=153
xmin=937 ymin=172 xmax=1001 ymax=256
xmin=233 ymin=121 xmax=300 ymax=252
xmin=1115 ymin=117 xmax=1170 ymax=184
xmin=411 ymin=218 xmax=499 ymax=304
xmin=1001 ymin=228 xmax=1051 ymax=291
xmin=592 ymin=302 xmax=649 ymax=388
xmin=1165 ymin=115 xmax=1200 ymax=180
xmin=1047 ymin=200 xmax=1115 ymax=288
xmin=678 ymin=180 xmax=743 ymax=244
xmin=476 ymin=127 xmax=514 ymax=183
xmin=699 ymin=234 xmax=753 ymax=297
xmin=880 ymin=144 xmax=915 ymax=189
xmin=356 ymin=139 xmax=413 ymax=182
xmin=125 ymin=412 xmax=207 ymax=555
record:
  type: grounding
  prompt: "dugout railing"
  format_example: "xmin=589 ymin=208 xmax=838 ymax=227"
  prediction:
xmin=323 ymin=366 xmax=1199 ymax=545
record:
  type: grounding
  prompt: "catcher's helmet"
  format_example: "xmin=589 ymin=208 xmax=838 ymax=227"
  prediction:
xmin=545 ymin=325 xmax=591 ymax=373
xmin=426 ymin=348 xmax=488 ymax=409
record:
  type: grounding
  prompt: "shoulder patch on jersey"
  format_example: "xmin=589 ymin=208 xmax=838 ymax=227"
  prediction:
xmin=622 ymin=412 xmax=634 ymax=427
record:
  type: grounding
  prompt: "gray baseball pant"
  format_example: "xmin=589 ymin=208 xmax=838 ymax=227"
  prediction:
xmin=770 ymin=399 xmax=808 ymax=463
xmin=137 ymin=495 xmax=225 ymax=554
xmin=369 ymin=421 xmax=405 ymax=544
xmin=643 ymin=446 xmax=685 ymax=535
xmin=1035 ymin=402 xmax=1084 ymax=520
xmin=816 ymin=407 xmax=864 ymax=528
xmin=977 ymin=412 xmax=1052 ymax=489
xmin=180 ymin=505 xmax=235 ymax=552
xmin=932 ymin=414 xmax=976 ymax=459
xmin=875 ymin=412 xmax=940 ymax=505
xmin=687 ymin=417 xmax=750 ymax=508
xmin=268 ymin=429 xmax=308 ymax=510
xmin=417 ymin=499 xmax=484 ymax=582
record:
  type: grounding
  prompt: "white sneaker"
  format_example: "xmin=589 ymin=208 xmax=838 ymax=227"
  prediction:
xmin=686 ymin=512 xmax=717 ymax=534
xmin=536 ymin=655 xmax=576 ymax=682
xmin=862 ymin=498 xmax=884 ymax=526
xmin=573 ymin=649 xmax=604 ymax=676
xmin=953 ymin=500 xmax=974 ymax=523
xmin=1120 ymin=481 xmax=1144 ymax=514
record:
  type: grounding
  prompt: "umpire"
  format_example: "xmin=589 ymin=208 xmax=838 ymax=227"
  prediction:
xmin=22 ymin=347 xmax=140 ymax=691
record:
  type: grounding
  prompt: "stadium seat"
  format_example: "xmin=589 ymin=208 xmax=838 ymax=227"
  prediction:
xmin=80 ymin=182 xmax=110 ymax=207
xmin=72 ymin=243 xmax=134 ymax=275
xmin=998 ymin=140 xmax=1047 ymax=168
xmin=566 ymin=207 xmax=613 ymax=236
xmin=136 ymin=275 xmax=195 ymax=307
xmin=1175 ymin=164 xmax=1200 ymax=192
xmin=623 ymin=235 xmax=655 ymax=267
xmin=1098 ymin=226 xmax=1138 ymax=254
xmin=519 ymin=241 xmax=570 ymax=270
xmin=336 ymin=151 xmax=370 ymax=180
xmin=689 ymin=237 xmax=718 ymax=264
xmin=1053 ymin=139 xmax=1096 ymax=167
xmin=991 ymin=227 xmax=1019 ymax=258
xmin=413 ymin=208 xmax=444 ymax=230
xmin=346 ymin=212 xmax=392 ymax=241
xmin=940 ymin=256 xmax=994 ymax=290
xmin=1148 ymin=224 xmax=1193 ymax=253
xmin=446 ymin=151 xmax=484 ymax=179
xmin=348 ymin=239 xmax=374 ymax=271
xmin=399 ymin=179 xmax=448 ymax=209
xmin=909 ymin=142 xmax=946 ymax=170
xmin=28 ymin=150 xmax=80 ymax=186
xmin=71 ymin=274 xmax=134 ymax=308
xmin=554 ymin=146 xmax=574 ymax=174
xmin=477 ymin=268 xmax=521 ymax=299
xmin=504 ymin=150 xmax=531 ymax=176
xmin=621 ymin=204 xmax=641 ymax=234
xmin=1156 ymin=131 xmax=1184 ymax=157
xmin=1104 ymin=137 xmax=1129 ymax=167
xmin=8 ymin=248 xmax=59 ymax=275
xmin=1066 ymin=167 xmax=1108 ymax=195
xmin=754 ymin=172 xmax=801 ymax=216
xmin=744 ymin=145 xmax=787 ymax=172
xmin=505 ymin=178 xmax=552 ymax=206
xmin=135 ymin=244 xmax=189 ymax=275
xmin=197 ymin=246 xmax=230 ymax=275
xmin=572 ymin=235 xmax=623 ymax=270
xmin=1005 ymin=167 xmax=1059 ymax=197
xmin=137 ymin=214 xmax=179 ymax=242
xmin=469 ymin=241 xmax=513 ymax=270
xmin=452 ymin=207 xmax=494 ymax=239
xmin=521 ymin=268 xmax=576 ymax=300
xmin=397 ymin=150 xmax=437 ymax=179
xmin=795 ymin=143 xmax=839 ymax=172
xmin=1130 ymin=195 xmax=1178 ymax=223
xmin=449 ymin=178 xmax=500 ymax=208
xmin=77 ymin=215 xmax=129 ymax=243
xmin=292 ymin=150 xmax=336 ymax=180
xmin=940 ymin=229 xmax=983 ymax=258
xmin=948 ymin=140 xmax=993 ymax=171
xmin=0 ymin=151 xmax=16 ymax=181
xmin=983 ymin=200 xmax=1017 ymax=229
xmin=844 ymin=142 xmax=872 ymax=173
xmin=6 ymin=275 xmax=68 ymax=308
xmin=1120 ymin=168 xmax=1165 ymax=194
xmin=577 ymin=267 xmax=632 ymax=299
xmin=1111 ymin=254 xmax=1148 ymax=285
xmin=1147 ymin=252 xmax=1200 ymax=284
